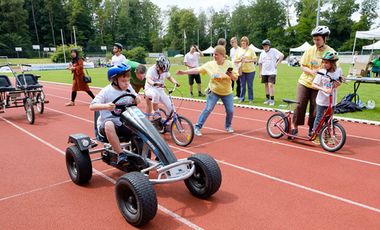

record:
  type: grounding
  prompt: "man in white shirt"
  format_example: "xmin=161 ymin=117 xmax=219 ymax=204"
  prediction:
xmin=184 ymin=45 xmax=204 ymax=97
xmin=258 ymin=39 xmax=284 ymax=106
xmin=111 ymin=43 xmax=127 ymax=66
xmin=230 ymin=37 xmax=241 ymax=100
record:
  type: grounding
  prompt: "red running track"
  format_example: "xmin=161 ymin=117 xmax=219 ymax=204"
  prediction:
xmin=1 ymin=81 xmax=380 ymax=229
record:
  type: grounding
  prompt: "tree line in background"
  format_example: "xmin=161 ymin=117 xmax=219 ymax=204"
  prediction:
xmin=0 ymin=0 xmax=378 ymax=58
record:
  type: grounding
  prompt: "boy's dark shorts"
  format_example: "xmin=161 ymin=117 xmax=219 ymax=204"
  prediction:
xmin=188 ymin=74 xmax=201 ymax=85
xmin=99 ymin=120 xmax=132 ymax=138
xmin=261 ymin=75 xmax=276 ymax=84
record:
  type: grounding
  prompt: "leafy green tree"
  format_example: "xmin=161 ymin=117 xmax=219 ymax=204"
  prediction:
xmin=293 ymin=0 xmax=319 ymax=45
xmin=122 ymin=46 xmax=147 ymax=63
xmin=51 ymin=44 xmax=82 ymax=62
xmin=0 ymin=0 xmax=32 ymax=57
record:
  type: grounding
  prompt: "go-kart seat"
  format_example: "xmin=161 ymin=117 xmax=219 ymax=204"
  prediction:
xmin=0 ymin=75 xmax=16 ymax=92
xmin=16 ymin=74 xmax=42 ymax=90
xmin=94 ymin=111 xmax=131 ymax=143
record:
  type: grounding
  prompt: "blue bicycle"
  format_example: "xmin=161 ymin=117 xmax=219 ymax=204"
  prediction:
xmin=150 ymin=84 xmax=194 ymax=146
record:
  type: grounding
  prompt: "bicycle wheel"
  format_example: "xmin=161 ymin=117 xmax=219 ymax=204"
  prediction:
xmin=170 ymin=115 xmax=194 ymax=146
xmin=24 ymin=97 xmax=35 ymax=124
xmin=266 ymin=113 xmax=288 ymax=139
xmin=36 ymin=92 xmax=44 ymax=114
xmin=320 ymin=122 xmax=346 ymax=152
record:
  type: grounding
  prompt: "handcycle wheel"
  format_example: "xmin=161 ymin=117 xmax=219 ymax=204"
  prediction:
xmin=170 ymin=115 xmax=194 ymax=146
xmin=36 ymin=92 xmax=44 ymax=114
xmin=24 ymin=97 xmax=35 ymax=124
xmin=266 ymin=113 xmax=289 ymax=139
xmin=65 ymin=145 xmax=92 ymax=184
xmin=185 ymin=154 xmax=222 ymax=199
xmin=157 ymin=108 xmax=168 ymax=134
xmin=115 ymin=172 xmax=157 ymax=226
xmin=319 ymin=122 xmax=346 ymax=152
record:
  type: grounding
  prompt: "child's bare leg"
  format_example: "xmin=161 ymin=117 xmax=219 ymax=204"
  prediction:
xmin=104 ymin=121 xmax=122 ymax=154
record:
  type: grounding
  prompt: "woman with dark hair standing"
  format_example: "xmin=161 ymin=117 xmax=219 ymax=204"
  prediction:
xmin=66 ymin=49 xmax=95 ymax=106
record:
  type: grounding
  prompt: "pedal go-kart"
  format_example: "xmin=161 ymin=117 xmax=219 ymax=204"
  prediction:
xmin=65 ymin=93 xmax=222 ymax=226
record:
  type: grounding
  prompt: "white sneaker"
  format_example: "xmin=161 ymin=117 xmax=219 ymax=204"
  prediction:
xmin=194 ymin=127 xmax=202 ymax=136
xmin=263 ymin=99 xmax=270 ymax=104
xmin=226 ymin=127 xmax=234 ymax=133
xmin=233 ymin=96 xmax=239 ymax=100
xmin=269 ymin=100 xmax=275 ymax=106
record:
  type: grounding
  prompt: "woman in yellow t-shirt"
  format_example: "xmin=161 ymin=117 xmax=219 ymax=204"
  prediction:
xmin=234 ymin=36 xmax=257 ymax=104
xmin=177 ymin=45 xmax=238 ymax=136
xmin=292 ymin=26 xmax=336 ymax=137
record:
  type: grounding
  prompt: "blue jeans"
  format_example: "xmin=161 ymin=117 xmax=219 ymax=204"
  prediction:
xmin=313 ymin=105 xmax=327 ymax=131
xmin=195 ymin=92 xmax=234 ymax=129
xmin=240 ymin=71 xmax=255 ymax=101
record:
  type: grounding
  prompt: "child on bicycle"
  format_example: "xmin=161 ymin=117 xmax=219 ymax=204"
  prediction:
xmin=90 ymin=64 xmax=144 ymax=166
xmin=144 ymin=56 xmax=180 ymax=118
xmin=311 ymin=51 xmax=343 ymax=144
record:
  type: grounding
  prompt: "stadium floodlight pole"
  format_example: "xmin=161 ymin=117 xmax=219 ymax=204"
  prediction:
xmin=73 ymin=26 xmax=77 ymax=48
xmin=61 ymin=29 xmax=67 ymax=63
xmin=183 ymin=30 xmax=186 ymax=55
xmin=316 ymin=0 xmax=321 ymax=27
xmin=197 ymin=29 xmax=199 ymax=47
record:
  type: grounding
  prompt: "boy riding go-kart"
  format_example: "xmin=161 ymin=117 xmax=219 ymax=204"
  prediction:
xmin=65 ymin=64 xmax=222 ymax=226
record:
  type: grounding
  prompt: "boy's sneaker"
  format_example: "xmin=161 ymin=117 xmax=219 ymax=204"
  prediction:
xmin=248 ymin=100 xmax=253 ymax=104
xmin=269 ymin=100 xmax=275 ymax=106
xmin=226 ymin=127 xmax=234 ymax=133
xmin=312 ymin=138 xmax=320 ymax=145
xmin=190 ymin=92 xmax=194 ymax=97
xmin=233 ymin=96 xmax=239 ymax=100
xmin=194 ymin=127 xmax=202 ymax=136
xmin=198 ymin=92 xmax=205 ymax=97
xmin=263 ymin=99 xmax=270 ymax=104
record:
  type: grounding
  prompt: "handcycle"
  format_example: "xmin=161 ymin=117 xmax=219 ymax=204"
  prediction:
xmin=65 ymin=93 xmax=221 ymax=226
xmin=0 ymin=63 xmax=48 ymax=124
xmin=266 ymin=80 xmax=346 ymax=152
xmin=148 ymin=83 xmax=194 ymax=147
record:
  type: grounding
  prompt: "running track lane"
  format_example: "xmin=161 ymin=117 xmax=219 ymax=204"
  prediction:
xmin=1 ymin=81 xmax=380 ymax=229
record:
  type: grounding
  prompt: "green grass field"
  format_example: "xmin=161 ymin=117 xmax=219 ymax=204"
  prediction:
xmin=6 ymin=62 xmax=379 ymax=121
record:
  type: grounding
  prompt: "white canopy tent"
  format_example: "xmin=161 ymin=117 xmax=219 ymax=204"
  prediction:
xmin=202 ymin=46 xmax=215 ymax=54
xmin=249 ymin=44 xmax=263 ymax=53
xmin=352 ymin=27 xmax=380 ymax=53
xmin=289 ymin=42 xmax=312 ymax=53
xmin=362 ymin=40 xmax=380 ymax=50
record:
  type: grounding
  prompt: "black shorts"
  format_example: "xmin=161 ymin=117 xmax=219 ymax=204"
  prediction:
xmin=188 ymin=74 xmax=201 ymax=85
xmin=261 ymin=75 xmax=276 ymax=84
xmin=99 ymin=120 xmax=132 ymax=138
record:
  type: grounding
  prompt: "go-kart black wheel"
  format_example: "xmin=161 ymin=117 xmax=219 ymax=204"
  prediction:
xmin=24 ymin=97 xmax=35 ymax=124
xmin=320 ymin=122 xmax=346 ymax=152
xmin=185 ymin=154 xmax=222 ymax=199
xmin=266 ymin=113 xmax=289 ymax=139
xmin=170 ymin=115 xmax=194 ymax=146
xmin=65 ymin=145 xmax=92 ymax=185
xmin=36 ymin=92 xmax=44 ymax=114
xmin=115 ymin=172 xmax=157 ymax=226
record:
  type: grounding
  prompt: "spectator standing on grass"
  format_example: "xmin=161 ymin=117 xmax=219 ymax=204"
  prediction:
xmin=177 ymin=45 xmax=238 ymax=136
xmin=111 ymin=43 xmax=127 ymax=66
xmin=65 ymin=48 xmax=95 ymax=106
xmin=230 ymin=37 xmax=241 ymax=100
xmin=234 ymin=36 xmax=257 ymax=104
xmin=291 ymin=26 xmax=336 ymax=137
xmin=184 ymin=45 xmax=205 ymax=97
xmin=258 ymin=39 xmax=284 ymax=106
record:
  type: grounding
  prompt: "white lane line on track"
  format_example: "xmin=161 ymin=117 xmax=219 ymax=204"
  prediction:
xmin=170 ymin=145 xmax=380 ymax=214
xmin=44 ymin=104 xmax=380 ymax=168
xmin=0 ymin=116 xmax=203 ymax=230
xmin=40 ymin=106 xmax=380 ymax=214
xmin=45 ymin=93 xmax=380 ymax=143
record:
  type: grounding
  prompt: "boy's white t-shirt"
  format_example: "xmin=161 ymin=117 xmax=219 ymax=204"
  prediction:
xmin=91 ymin=84 xmax=137 ymax=130
xmin=258 ymin=48 xmax=283 ymax=75
xmin=111 ymin=54 xmax=127 ymax=66
xmin=144 ymin=65 xmax=171 ymax=90
xmin=313 ymin=68 xmax=343 ymax=106
xmin=184 ymin=52 xmax=201 ymax=68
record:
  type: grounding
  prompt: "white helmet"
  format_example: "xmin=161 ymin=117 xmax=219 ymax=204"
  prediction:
xmin=156 ymin=56 xmax=170 ymax=72
xmin=311 ymin=26 xmax=330 ymax=37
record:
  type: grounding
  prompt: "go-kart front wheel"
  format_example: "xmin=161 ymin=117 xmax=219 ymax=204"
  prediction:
xmin=115 ymin=172 xmax=157 ymax=226
xmin=24 ymin=97 xmax=35 ymax=124
xmin=185 ymin=154 xmax=222 ymax=199
xmin=36 ymin=92 xmax=44 ymax=114
xmin=65 ymin=145 xmax=92 ymax=184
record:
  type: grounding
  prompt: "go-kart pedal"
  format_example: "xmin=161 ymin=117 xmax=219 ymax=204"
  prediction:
xmin=111 ymin=150 xmax=147 ymax=169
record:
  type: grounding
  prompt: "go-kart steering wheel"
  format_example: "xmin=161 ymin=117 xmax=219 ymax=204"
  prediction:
xmin=111 ymin=93 xmax=137 ymax=116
